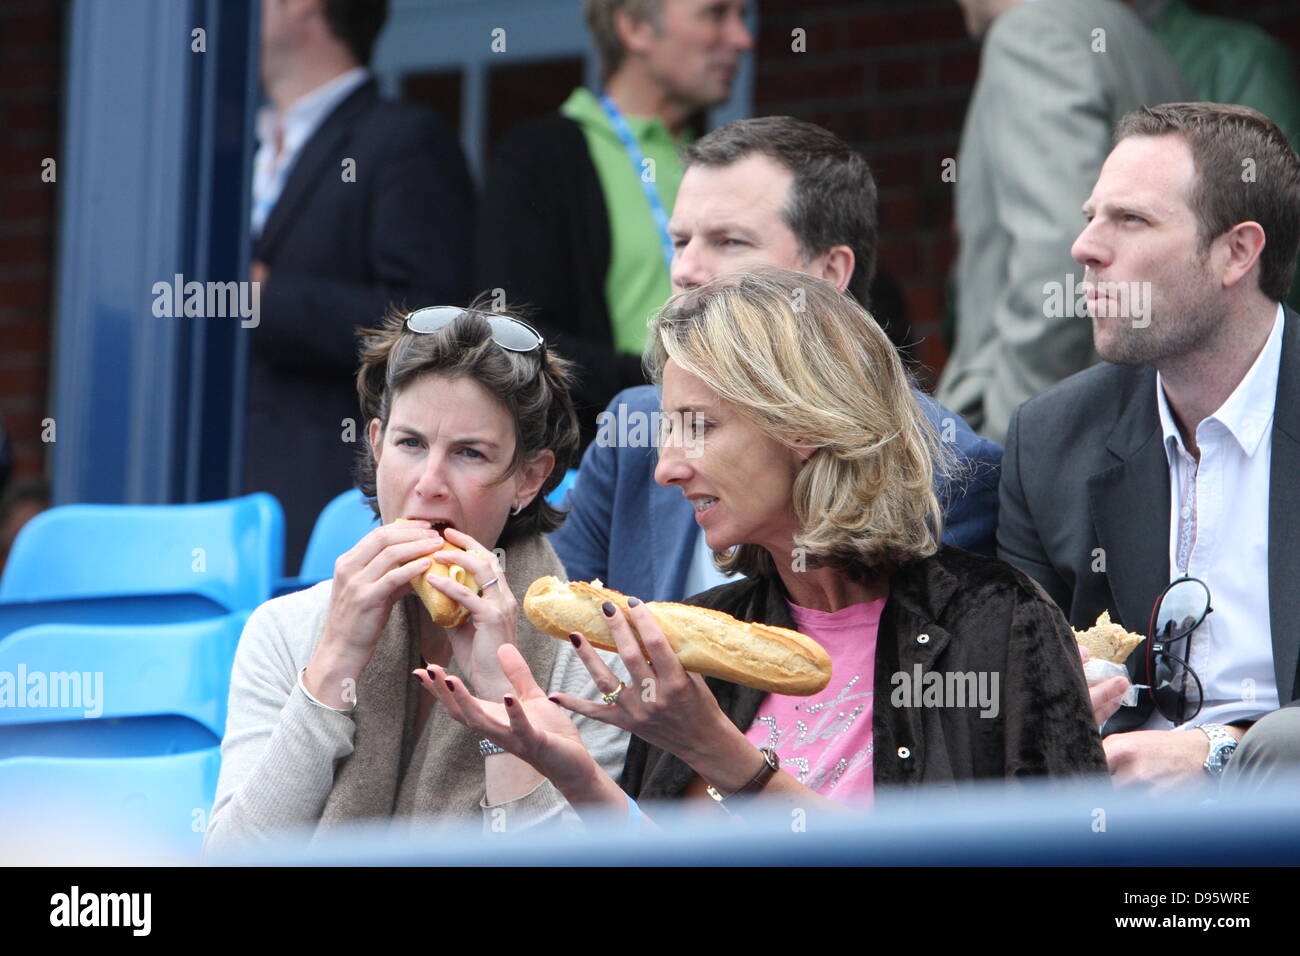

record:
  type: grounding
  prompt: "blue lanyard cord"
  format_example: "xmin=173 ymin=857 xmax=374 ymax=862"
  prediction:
xmin=599 ymin=93 xmax=676 ymax=277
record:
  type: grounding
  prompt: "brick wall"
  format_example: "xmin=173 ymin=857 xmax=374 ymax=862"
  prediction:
xmin=751 ymin=0 xmax=1300 ymax=382
xmin=0 ymin=0 xmax=61 ymax=489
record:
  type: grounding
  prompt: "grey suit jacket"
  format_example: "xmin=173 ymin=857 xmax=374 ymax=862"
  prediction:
xmin=938 ymin=0 xmax=1191 ymax=444
xmin=998 ymin=307 xmax=1300 ymax=733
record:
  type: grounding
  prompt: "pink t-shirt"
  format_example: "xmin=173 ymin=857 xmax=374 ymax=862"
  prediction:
xmin=744 ymin=598 xmax=884 ymax=806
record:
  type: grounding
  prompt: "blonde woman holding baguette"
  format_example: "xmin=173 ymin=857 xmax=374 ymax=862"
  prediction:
xmin=421 ymin=269 xmax=1108 ymax=820
xmin=204 ymin=303 xmax=631 ymax=853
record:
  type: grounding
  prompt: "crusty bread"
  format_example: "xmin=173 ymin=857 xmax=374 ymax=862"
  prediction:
xmin=523 ymin=576 xmax=833 ymax=696
xmin=1074 ymin=610 xmax=1144 ymax=665
xmin=393 ymin=519 xmax=478 ymax=628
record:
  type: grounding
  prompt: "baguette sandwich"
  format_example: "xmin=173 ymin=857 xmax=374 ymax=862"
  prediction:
xmin=393 ymin=518 xmax=479 ymax=628
xmin=1073 ymin=610 xmax=1144 ymax=665
xmin=523 ymin=576 xmax=833 ymax=695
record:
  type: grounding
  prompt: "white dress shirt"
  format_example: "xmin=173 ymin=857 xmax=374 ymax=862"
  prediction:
xmin=250 ymin=67 xmax=369 ymax=237
xmin=1140 ymin=303 xmax=1285 ymax=731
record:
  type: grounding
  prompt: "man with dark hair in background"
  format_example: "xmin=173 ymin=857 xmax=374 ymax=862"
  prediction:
xmin=246 ymin=0 xmax=474 ymax=570
xmin=475 ymin=0 xmax=753 ymax=446
xmin=1000 ymin=103 xmax=1300 ymax=793
xmin=552 ymin=116 xmax=1002 ymax=603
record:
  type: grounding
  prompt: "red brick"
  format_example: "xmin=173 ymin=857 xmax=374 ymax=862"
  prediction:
xmin=0 ymin=317 xmax=50 ymax=348
xmin=875 ymin=56 xmax=929 ymax=93
xmin=0 ymin=58 xmax=56 ymax=91
xmin=0 ymin=366 xmax=42 ymax=396
xmin=0 ymin=233 xmax=51 ymax=264
xmin=938 ymin=51 xmax=979 ymax=87
xmin=0 ymin=186 xmax=56 ymax=219
xmin=0 ymin=277 xmax=49 ymax=308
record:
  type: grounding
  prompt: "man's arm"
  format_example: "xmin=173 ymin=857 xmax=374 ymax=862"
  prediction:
xmin=998 ymin=403 xmax=1072 ymax=611
xmin=548 ymin=395 xmax=624 ymax=585
xmin=474 ymin=124 xmax=644 ymax=411
xmin=971 ymin=11 xmax=1114 ymax=442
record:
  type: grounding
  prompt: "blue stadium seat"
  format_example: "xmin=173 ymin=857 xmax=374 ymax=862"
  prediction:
xmin=547 ymin=468 xmax=578 ymax=506
xmin=0 ymin=613 xmax=246 ymax=758
xmin=0 ymin=493 xmax=284 ymax=617
xmin=0 ymin=749 xmax=221 ymax=859
xmin=298 ymin=488 xmax=379 ymax=582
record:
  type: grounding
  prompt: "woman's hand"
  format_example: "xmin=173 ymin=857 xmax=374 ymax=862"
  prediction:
xmin=420 ymin=527 xmax=518 ymax=699
xmin=307 ymin=520 xmax=443 ymax=707
xmin=413 ymin=644 xmax=616 ymax=804
xmin=550 ymin=598 xmax=740 ymax=767
xmin=1079 ymin=645 xmax=1130 ymax=729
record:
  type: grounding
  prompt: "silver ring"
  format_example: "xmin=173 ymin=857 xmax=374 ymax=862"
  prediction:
xmin=476 ymin=577 xmax=499 ymax=597
xmin=600 ymin=681 xmax=626 ymax=706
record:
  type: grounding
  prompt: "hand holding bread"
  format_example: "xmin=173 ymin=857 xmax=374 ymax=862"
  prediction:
xmin=394 ymin=518 xmax=480 ymax=628
xmin=524 ymin=576 xmax=832 ymax=695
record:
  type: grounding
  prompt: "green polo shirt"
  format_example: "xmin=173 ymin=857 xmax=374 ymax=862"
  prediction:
xmin=561 ymin=87 xmax=690 ymax=355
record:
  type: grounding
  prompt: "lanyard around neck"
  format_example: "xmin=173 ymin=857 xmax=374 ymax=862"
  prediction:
xmin=598 ymin=92 xmax=676 ymax=277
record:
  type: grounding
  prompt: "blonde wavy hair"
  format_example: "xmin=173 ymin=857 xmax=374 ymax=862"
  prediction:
xmin=645 ymin=267 xmax=952 ymax=581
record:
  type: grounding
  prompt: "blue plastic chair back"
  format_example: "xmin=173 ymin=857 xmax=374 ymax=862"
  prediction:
xmin=298 ymin=488 xmax=379 ymax=582
xmin=547 ymin=468 xmax=579 ymax=506
xmin=0 ymin=614 xmax=246 ymax=758
xmin=0 ymin=493 xmax=283 ymax=614
xmin=0 ymin=748 xmax=221 ymax=860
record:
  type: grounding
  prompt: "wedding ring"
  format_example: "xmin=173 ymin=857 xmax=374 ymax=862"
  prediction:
xmin=476 ymin=577 xmax=499 ymax=597
xmin=601 ymin=681 xmax=627 ymax=706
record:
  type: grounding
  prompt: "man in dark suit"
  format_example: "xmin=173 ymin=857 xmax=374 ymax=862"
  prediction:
xmin=247 ymin=0 xmax=474 ymax=569
xmin=551 ymin=117 xmax=1003 ymax=603
xmin=999 ymin=102 xmax=1300 ymax=793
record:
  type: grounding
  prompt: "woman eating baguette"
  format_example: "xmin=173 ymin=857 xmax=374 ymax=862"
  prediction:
xmin=420 ymin=268 xmax=1108 ymax=820
xmin=203 ymin=302 xmax=629 ymax=852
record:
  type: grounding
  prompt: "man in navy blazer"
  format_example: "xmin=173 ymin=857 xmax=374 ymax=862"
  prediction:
xmin=550 ymin=117 xmax=1002 ymax=602
xmin=245 ymin=0 xmax=474 ymax=569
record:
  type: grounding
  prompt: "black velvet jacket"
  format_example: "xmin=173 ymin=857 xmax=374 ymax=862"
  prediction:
xmin=620 ymin=546 xmax=1109 ymax=799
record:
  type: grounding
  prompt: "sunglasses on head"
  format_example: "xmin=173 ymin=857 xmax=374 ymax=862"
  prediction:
xmin=405 ymin=306 xmax=544 ymax=353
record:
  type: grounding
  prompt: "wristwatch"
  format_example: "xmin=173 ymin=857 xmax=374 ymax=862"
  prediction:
xmin=1200 ymin=723 xmax=1238 ymax=777
xmin=706 ymin=748 xmax=780 ymax=810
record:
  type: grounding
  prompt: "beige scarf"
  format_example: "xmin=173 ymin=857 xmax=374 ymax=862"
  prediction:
xmin=314 ymin=534 xmax=563 ymax=836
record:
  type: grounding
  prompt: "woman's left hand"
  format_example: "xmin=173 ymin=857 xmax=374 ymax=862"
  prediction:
xmin=551 ymin=598 xmax=740 ymax=765
xmin=422 ymin=527 xmax=516 ymax=699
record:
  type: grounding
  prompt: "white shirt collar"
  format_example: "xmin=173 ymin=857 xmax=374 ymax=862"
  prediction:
xmin=255 ymin=67 xmax=369 ymax=152
xmin=1156 ymin=303 xmax=1285 ymax=461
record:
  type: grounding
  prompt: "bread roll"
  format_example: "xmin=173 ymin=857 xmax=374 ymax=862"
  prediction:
xmin=393 ymin=518 xmax=479 ymax=628
xmin=1074 ymin=610 xmax=1144 ymax=664
xmin=523 ymin=576 xmax=832 ymax=696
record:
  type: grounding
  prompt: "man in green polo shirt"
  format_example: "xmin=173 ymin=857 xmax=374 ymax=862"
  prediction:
xmin=476 ymin=0 xmax=752 ymax=445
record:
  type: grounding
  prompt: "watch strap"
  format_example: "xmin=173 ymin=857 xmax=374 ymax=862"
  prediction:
xmin=706 ymin=748 xmax=780 ymax=807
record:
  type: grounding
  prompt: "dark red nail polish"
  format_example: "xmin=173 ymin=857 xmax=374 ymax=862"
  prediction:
xmin=444 ymin=680 xmax=455 ymax=691
xmin=426 ymin=667 xmax=436 ymax=679
xmin=548 ymin=696 xmax=560 ymax=704
xmin=602 ymin=601 xmax=616 ymax=617
xmin=628 ymin=596 xmax=642 ymax=607
xmin=504 ymin=696 xmax=514 ymax=708
xmin=569 ymin=632 xmax=581 ymax=646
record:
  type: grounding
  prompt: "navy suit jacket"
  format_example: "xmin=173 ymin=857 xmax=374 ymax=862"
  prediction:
xmin=550 ymin=385 xmax=1002 ymax=602
xmin=244 ymin=80 xmax=474 ymax=571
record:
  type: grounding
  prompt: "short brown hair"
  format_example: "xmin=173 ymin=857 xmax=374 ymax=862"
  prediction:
xmin=684 ymin=117 xmax=879 ymax=307
xmin=1115 ymin=102 xmax=1300 ymax=301
xmin=352 ymin=296 xmax=580 ymax=543
xmin=584 ymin=0 xmax=663 ymax=82
xmin=645 ymin=267 xmax=947 ymax=581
